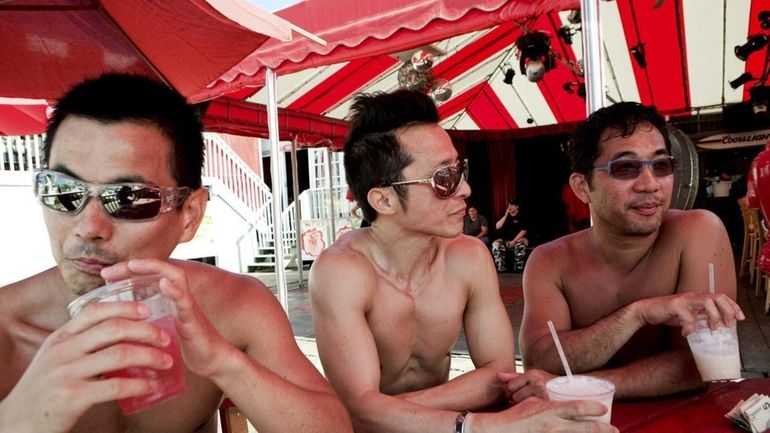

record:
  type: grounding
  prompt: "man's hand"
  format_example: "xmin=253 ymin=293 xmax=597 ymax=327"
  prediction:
xmin=102 ymin=259 xmax=231 ymax=380
xmin=0 ymin=301 xmax=171 ymax=433
xmin=497 ymin=370 xmax=556 ymax=403
xmin=633 ymin=292 xmax=745 ymax=336
xmin=470 ymin=397 xmax=618 ymax=433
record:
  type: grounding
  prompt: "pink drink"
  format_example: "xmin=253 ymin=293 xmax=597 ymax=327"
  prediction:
xmin=105 ymin=316 xmax=187 ymax=414
xmin=67 ymin=275 xmax=187 ymax=415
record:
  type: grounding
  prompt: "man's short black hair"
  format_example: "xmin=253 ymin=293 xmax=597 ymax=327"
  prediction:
xmin=44 ymin=73 xmax=205 ymax=189
xmin=508 ymin=198 xmax=519 ymax=206
xmin=567 ymin=101 xmax=670 ymax=185
xmin=344 ymin=90 xmax=440 ymax=222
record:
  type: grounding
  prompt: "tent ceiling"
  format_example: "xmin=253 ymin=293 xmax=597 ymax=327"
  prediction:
xmin=206 ymin=0 xmax=761 ymax=140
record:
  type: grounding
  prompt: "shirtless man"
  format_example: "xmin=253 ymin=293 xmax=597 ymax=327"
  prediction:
xmin=510 ymin=102 xmax=745 ymax=401
xmin=310 ymin=90 xmax=617 ymax=433
xmin=0 ymin=74 xmax=352 ymax=433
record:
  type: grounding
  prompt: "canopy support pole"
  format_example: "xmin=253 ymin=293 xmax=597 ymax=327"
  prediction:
xmin=580 ymin=0 xmax=605 ymax=114
xmin=291 ymin=138 xmax=304 ymax=287
xmin=266 ymin=68 xmax=288 ymax=312
xmin=327 ymin=147 xmax=336 ymax=242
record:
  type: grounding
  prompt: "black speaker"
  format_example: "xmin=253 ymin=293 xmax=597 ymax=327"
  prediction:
xmin=723 ymin=102 xmax=770 ymax=132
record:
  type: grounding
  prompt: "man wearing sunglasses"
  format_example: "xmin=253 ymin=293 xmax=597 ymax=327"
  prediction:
xmin=509 ymin=102 xmax=745 ymax=401
xmin=0 ymin=74 xmax=352 ymax=433
xmin=309 ymin=90 xmax=617 ymax=433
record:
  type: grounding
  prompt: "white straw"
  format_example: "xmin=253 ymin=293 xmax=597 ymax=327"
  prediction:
xmin=708 ymin=262 xmax=715 ymax=294
xmin=547 ymin=320 xmax=573 ymax=378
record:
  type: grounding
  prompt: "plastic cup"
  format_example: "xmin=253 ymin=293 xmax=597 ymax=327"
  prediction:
xmin=546 ymin=375 xmax=615 ymax=424
xmin=686 ymin=315 xmax=741 ymax=381
xmin=67 ymin=275 xmax=186 ymax=414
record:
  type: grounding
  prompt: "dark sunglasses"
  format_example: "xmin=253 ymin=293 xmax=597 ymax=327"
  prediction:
xmin=384 ymin=159 xmax=468 ymax=199
xmin=592 ymin=156 xmax=677 ymax=180
xmin=33 ymin=169 xmax=190 ymax=221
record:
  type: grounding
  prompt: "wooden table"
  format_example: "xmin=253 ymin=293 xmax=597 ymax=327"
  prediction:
xmin=612 ymin=378 xmax=770 ymax=432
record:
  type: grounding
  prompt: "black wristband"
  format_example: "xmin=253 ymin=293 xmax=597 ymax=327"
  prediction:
xmin=454 ymin=410 xmax=471 ymax=433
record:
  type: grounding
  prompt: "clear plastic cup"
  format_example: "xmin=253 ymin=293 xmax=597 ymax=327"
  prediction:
xmin=546 ymin=375 xmax=615 ymax=424
xmin=67 ymin=275 xmax=186 ymax=414
xmin=686 ymin=315 xmax=741 ymax=381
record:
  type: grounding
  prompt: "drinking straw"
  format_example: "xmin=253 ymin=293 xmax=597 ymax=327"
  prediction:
xmin=708 ymin=262 xmax=715 ymax=294
xmin=547 ymin=320 xmax=573 ymax=378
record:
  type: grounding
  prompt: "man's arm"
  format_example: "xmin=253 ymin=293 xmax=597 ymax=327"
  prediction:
xmin=495 ymin=212 xmax=508 ymax=230
xmin=477 ymin=224 xmax=488 ymax=239
xmin=511 ymin=230 xmax=527 ymax=244
xmin=398 ymin=239 xmax=514 ymax=410
xmin=102 ymin=259 xmax=353 ymax=433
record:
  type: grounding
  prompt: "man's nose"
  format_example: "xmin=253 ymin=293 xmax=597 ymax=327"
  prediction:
xmin=73 ymin=196 xmax=114 ymax=241
xmin=633 ymin=164 xmax=661 ymax=192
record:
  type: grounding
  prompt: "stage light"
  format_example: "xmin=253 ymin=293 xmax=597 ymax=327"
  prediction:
xmin=563 ymin=82 xmax=586 ymax=98
xmin=735 ymin=34 xmax=768 ymax=61
xmin=502 ymin=68 xmax=515 ymax=85
xmin=515 ymin=31 xmax=555 ymax=83
xmin=751 ymin=86 xmax=770 ymax=113
xmin=730 ymin=72 xmax=755 ymax=89
xmin=630 ymin=44 xmax=647 ymax=68
xmin=759 ymin=11 xmax=770 ymax=30
xmin=567 ymin=9 xmax=581 ymax=25
xmin=557 ymin=26 xmax=573 ymax=45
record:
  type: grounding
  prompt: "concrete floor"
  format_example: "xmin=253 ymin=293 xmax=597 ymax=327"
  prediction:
xmin=250 ymin=269 xmax=770 ymax=378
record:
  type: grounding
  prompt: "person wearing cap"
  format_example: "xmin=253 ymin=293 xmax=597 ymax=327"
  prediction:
xmin=309 ymin=89 xmax=617 ymax=433
xmin=508 ymin=102 xmax=745 ymax=401
xmin=0 ymin=73 xmax=352 ymax=433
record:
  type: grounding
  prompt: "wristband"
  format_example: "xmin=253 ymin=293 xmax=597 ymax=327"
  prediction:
xmin=454 ymin=410 xmax=471 ymax=433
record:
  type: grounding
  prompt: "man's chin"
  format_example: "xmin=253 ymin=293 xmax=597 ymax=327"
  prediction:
xmin=62 ymin=268 xmax=106 ymax=296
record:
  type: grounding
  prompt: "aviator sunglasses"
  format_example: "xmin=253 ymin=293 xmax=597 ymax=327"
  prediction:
xmin=592 ymin=155 xmax=677 ymax=180
xmin=33 ymin=169 xmax=190 ymax=221
xmin=383 ymin=159 xmax=468 ymax=199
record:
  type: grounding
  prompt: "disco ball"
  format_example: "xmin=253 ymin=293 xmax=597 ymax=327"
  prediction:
xmin=397 ymin=61 xmax=434 ymax=92
xmin=430 ymin=78 xmax=452 ymax=102
xmin=411 ymin=49 xmax=434 ymax=72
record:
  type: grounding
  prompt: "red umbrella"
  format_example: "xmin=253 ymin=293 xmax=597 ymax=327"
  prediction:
xmin=0 ymin=0 xmax=294 ymax=101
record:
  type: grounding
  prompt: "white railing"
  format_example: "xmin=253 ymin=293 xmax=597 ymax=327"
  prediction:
xmin=0 ymin=135 xmax=44 ymax=173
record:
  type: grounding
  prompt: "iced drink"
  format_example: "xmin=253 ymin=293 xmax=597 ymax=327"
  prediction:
xmin=546 ymin=375 xmax=615 ymax=424
xmin=686 ymin=316 xmax=741 ymax=381
xmin=67 ymin=275 xmax=187 ymax=414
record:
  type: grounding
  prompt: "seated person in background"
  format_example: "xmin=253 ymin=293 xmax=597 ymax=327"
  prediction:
xmin=0 ymin=74 xmax=352 ymax=433
xmin=347 ymin=188 xmax=370 ymax=228
xmin=463 ymin=205 xmax=490 ymax=247
xmin=310 ymin=89 xmax=617 ymax=433
xmin=492 ymin=199 xmax=529 ymax=272
xmin=508 ymin=101 xmax=744 ymax=401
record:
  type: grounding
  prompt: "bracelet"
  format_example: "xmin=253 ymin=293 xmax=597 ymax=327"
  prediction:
xmin=454 ymin=410 xmax=472 ymax=433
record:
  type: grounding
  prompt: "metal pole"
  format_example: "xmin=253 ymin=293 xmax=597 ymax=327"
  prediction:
xmin=580 ymin=0 xmax=605 ymax=114
xmin=327 ymin=147 xmax=336 ymax=242
xmin=266 ymin=68 xmax=288 ymax=312
xmin=291 ymin=138 xmax=304 ymax=287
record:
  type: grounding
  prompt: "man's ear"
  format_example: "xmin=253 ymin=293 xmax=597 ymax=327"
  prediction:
xmin=178 ymin=187 xmax=208 ymax=243
xmin=569 ymin=172 xmax=591 ymax=204
xmin=367 ymin=187 xmax=398 ymax=216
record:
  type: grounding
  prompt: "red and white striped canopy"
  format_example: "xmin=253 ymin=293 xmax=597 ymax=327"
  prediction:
xmin=204 ymin=0 xmax=764 ymax=141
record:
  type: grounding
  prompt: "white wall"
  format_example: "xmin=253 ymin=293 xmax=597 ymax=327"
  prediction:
xmin=0 ymin=176 xmax=56 ymax=286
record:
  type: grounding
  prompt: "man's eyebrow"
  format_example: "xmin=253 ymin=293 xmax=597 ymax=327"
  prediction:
xmin=48 ymin=164 xmax=151 ymax=184
xmin=608 ymin=149 xmax=670 ymax=160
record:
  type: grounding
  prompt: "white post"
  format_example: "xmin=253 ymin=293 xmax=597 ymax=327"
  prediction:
xmin=266 ymin=68 xmax=288 ymax=312
xmin=291 ymin=139 xmax=304 ymax=287
xmin=327 ymin=147 xmax=336 ymax=242
xmin=580 ymin=0 xmax=605 ymax=114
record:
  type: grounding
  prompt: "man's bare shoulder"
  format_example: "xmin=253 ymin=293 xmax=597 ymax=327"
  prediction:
xmin=170 ymin=259 xmax=281 ymax=339
xmin=0 ymin=268 xmax=65 ymax=319
xmin=529 ymin=230 xmax=588 ymax=266
xmin=658 ymin=208 xmax=727 ymax=243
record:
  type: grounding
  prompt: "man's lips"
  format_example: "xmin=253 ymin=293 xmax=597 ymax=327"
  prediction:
xmin=630 ymin=201 xmax=661 ymax=216
xmin=71 ymin=258 xmax=112 ymax=275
